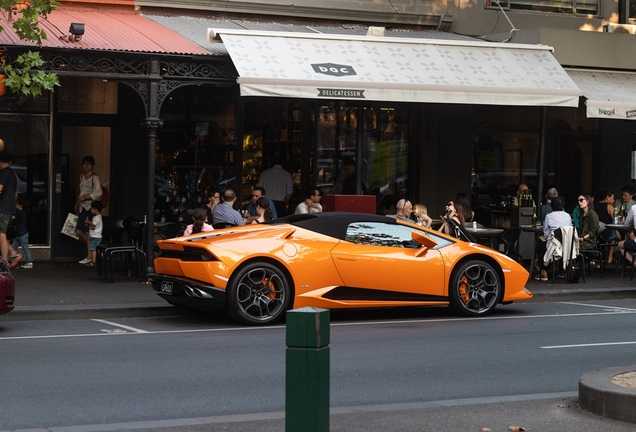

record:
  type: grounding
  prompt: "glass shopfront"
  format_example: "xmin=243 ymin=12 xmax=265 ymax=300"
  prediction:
xmin=314 ymin=102 xmax=410 ymax=214
xmin=154 ymin=87 xmax=238 ymax=223
xmin=152 ymin=93 xmax=413 ymax=221
xmin=0 ymin=92 xmax=50 ymax=245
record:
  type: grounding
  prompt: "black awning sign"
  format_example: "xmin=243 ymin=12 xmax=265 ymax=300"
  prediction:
xmin=317 ymin=88 xmax=366 ymax=98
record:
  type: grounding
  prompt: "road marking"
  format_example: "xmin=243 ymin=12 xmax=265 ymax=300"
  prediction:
xmin=0 ymin=310 xmax=634 ymax=341
xmin=92 ymin=319 xmax=149 ymax=333
xmin=542 ymin=341 xmax=636 ymax=349
xmin=559 ymin=301 xmax=636 ymax=312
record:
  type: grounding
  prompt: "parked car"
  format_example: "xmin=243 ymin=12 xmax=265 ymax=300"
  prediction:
xmin=0 ymin=258 xmax=15 ymax=316
xmin=13 ymin=166 xmax=46 ymax=196
xmin=150 ymin=212 xmax=532 ymax=325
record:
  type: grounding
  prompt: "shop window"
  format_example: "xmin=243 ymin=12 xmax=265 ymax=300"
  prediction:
xmin=57 ymin=78 xmax=118 ymax=114
xmin=0 ymin=113 xmax=50 ymax=245
xmin=314 ymin=102 xmax=409 ymax=214
xmin=242 ymin=99 xmax=303 ymax=207
xmin=154 ymin=87 xmax=237 ymax=223
xmin=486 ymin=0 xmax=598 ymax=15
xmin=364 ymin=106 xmax=409 ymax=213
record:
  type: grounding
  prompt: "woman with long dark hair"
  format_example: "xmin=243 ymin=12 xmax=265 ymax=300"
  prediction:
xmin=252 ymin=197 xmax=274 ymax=224
xmin=578 ymin=193 xmax=599 ymax=251
xmin=438 ymin=200 xmax=466 ymax=236
xmin=455 ymin=193 xmax=474 ymax=223
xmin=597 ymin=189 xmax=618 ymax=264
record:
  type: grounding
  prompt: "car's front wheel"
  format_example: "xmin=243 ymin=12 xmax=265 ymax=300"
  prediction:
xmin=227 ymin=262 xmax=291 ymax=325
xmin=449 ymin=260 xmax=501 ymax=317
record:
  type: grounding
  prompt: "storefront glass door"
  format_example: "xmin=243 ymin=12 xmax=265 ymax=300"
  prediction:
xmin=53 ymin=126 xmax=111 ymax=257
xmin=314 ymin=102 xmax=410 ymax=214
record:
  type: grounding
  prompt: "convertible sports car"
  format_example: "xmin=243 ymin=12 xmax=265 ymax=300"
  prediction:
xmin=150 ymin=212 xmax=532 ymax=325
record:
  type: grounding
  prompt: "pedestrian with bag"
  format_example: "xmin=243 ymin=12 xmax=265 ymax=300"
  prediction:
xmin=75 ymin=156 xmax=102 ymax=264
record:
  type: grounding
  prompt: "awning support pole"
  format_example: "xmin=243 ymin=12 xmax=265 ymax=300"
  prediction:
xmin=142 ymin=59 xmax=164 ymax=278
xmin=537 ymin=106 xmax=546 ymax=207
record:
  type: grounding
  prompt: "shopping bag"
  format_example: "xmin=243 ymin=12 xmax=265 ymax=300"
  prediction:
xmin=61 ymin=213 xmax=79 ymax=240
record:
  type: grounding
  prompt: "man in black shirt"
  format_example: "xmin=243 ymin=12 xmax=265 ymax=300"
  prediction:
xmin=0 ymin=152 xmax=18 ymax=265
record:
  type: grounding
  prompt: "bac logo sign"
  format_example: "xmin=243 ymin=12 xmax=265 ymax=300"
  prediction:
xmin=312 ymin=63 xmax=357 ymax=77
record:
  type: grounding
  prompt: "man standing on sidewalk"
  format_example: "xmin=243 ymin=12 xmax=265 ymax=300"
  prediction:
xmin=0 ymin=152 xmax=20 ymax=266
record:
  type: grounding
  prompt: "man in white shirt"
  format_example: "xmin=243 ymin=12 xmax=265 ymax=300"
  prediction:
xmin=295 ymin=187 xmax=322 ymax=214
xmin=257 ymin=159 xmax=293 ymax=217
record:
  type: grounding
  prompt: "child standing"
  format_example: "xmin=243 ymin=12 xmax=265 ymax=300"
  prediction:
xmin=83 ymin=201 xmax=103 ymax=266
xmin=12 ymin=198 xmax=32 ymax=268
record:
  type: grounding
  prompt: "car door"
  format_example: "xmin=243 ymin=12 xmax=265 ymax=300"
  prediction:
xmin=330 ymin=221 xmax=448 ymax=298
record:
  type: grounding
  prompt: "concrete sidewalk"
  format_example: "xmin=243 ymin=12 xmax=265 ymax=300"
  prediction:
xmin=3 ymin=260 xmax=636 ymax=322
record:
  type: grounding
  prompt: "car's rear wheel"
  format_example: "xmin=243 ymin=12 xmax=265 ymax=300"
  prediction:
xmin=449 ymin=260 xmax=501 ymax=316
xmin=227 ymin=262 xmax=291 ymax=325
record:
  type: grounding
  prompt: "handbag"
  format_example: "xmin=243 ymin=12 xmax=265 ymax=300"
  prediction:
xmin=564 ymin=233 xmax=580 ymax=283
xmin=61 ymin=213 xmax=79 ymax=240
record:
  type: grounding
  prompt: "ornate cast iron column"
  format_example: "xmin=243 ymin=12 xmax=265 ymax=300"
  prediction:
xmin=142 ymin=58 xmax=163 ymax=277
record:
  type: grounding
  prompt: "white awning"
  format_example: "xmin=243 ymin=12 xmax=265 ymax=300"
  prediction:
xmin=566 ymin=69 xmax=636 ymax=120
xmin=208 ymin=29 xmax=582 ymax=107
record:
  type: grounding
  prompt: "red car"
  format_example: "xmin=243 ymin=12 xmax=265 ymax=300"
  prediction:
xmin=0 ymin=258 xmax=15 ymax=315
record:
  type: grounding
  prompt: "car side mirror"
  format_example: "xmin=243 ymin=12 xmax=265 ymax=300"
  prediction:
xmin=411 ymin=230 xmax=438 ymax=256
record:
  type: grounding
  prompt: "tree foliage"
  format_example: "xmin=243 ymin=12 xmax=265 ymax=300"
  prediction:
xmin=0 ymin=0 xmax=60 ymax=96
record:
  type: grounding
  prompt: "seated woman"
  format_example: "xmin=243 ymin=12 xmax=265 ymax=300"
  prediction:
xmin=577 ymin=193 xmax=599 ymax=251
xmin=438 ymin=200 xmax=465 ymax=236
xmin=536 ymin=196 xmax=572 ymax=281
xmin=183 ymin=208 xmax=214 ymax=235
xmin=251 ymin=197 xmax=274 ymax=224
xmin=455 ymin=193 xmax=475 ymax=223
xmin=597 ymin=190 xmax=618 ymax=264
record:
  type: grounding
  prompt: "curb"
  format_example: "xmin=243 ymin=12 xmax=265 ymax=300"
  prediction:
xmin=579 ymin=365 xmax=636 ymax=424
xmin=0 ymin=303 xmax=178 ymax=322
xmin=528 ymin=288 xmax=636 ymax=303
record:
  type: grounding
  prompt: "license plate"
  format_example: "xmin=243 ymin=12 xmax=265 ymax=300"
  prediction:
xmin=160 ymin=281 xmax=173 ymax=295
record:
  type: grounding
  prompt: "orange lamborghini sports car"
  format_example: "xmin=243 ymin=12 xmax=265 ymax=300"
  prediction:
xmin=150 ymin=212 xmax=532 ymax=325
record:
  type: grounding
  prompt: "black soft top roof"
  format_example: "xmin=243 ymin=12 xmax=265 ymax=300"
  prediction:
xmin=271 ymin=212 xmax=399 ymax=241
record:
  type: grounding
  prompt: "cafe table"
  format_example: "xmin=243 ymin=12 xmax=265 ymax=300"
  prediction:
xmin=464 ymin=227 xmax=503 ymax=249
xmin=520 ymin=224 xmax=543 ymax=279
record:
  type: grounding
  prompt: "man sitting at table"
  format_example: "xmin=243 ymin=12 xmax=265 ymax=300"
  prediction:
xmin=212 ymin=189 xmax=244 ymax=228
xmin=387 ymin=199 xmax=413 ymax=221
xmin=539 ymin=187 xmax=558 ymax=223
xmin=535 ymin=196 xmax=572 ymax=281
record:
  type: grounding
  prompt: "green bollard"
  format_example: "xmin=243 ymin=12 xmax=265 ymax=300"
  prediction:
xmin=285 ymin=307 xmax=330 ymax=432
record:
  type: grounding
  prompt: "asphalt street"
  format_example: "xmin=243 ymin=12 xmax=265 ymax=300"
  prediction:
xmin=1 ymin=299 xmax=636 ymax=431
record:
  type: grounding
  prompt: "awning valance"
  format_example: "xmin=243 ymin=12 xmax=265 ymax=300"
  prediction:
xmin=208 ymin=29 xmax=582 ymax=107
xmin=566 ymin=69 xmax=636 ymax=120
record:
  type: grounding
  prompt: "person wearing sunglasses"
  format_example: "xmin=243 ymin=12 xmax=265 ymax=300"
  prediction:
xmin=577 ymin=194 xmax=599 ymax=252
xmin=387 ymin=198 xmax=413 ymax=221
xmin=437 ymin=200 xmax=466 ymax=236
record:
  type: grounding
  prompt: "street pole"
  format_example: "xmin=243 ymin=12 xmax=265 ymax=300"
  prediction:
xmin=285 ymin=307 xmax=330 ymax=432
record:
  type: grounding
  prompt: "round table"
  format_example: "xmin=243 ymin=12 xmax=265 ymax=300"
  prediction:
xmin=604 ymin=223 xmax=633 ymax=233
xmin=464 ymin=227 xmax=503 ymax=249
